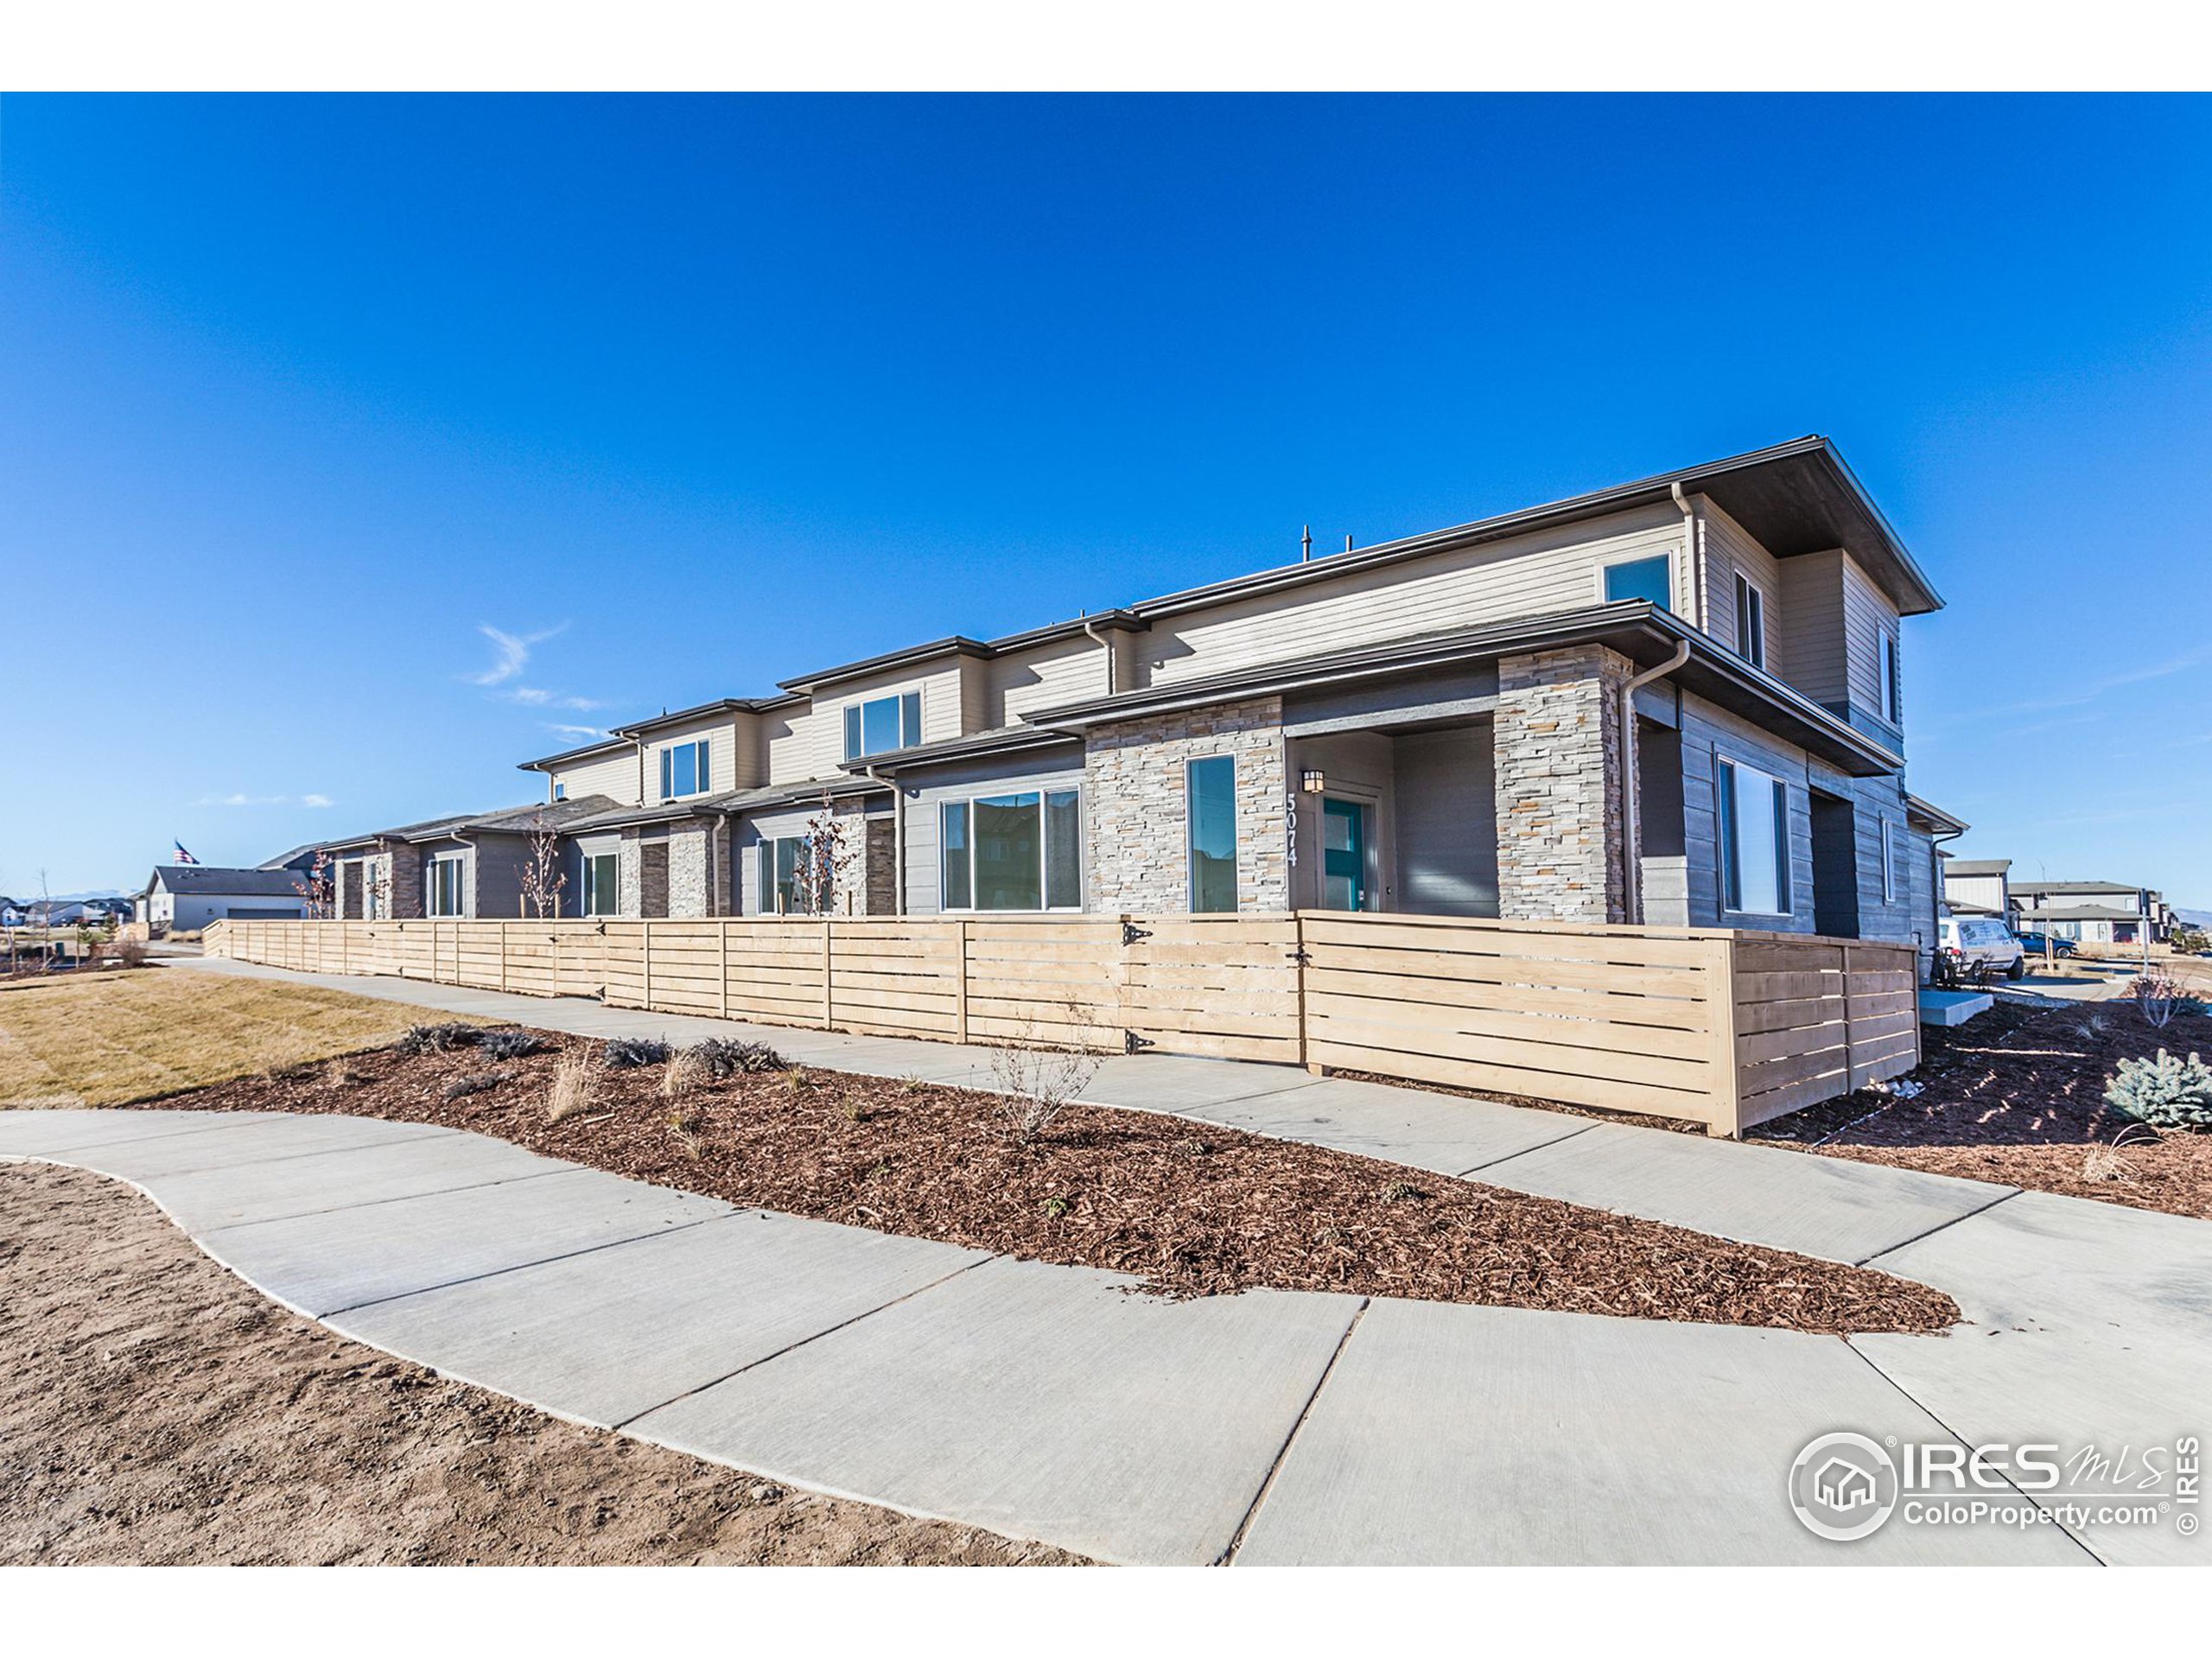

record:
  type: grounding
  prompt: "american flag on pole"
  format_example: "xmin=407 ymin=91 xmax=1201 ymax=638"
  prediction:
xmin=174 ymin=841 xmax=200 ymax=865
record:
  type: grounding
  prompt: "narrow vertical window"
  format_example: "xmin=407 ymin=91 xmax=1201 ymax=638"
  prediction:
xmin=1044 ymin=789 xmax=1081 ymax=909
xmin=940 ymin=802 xmax=971 ymax=909
xmin=1879 ymin=633 xmax=1902 ymax=722
xmin=1187 ymin=756 xmax=1238 ymax=912
xmin=843 ymin=705 xmax=862 ymax=762
xmin=1718 ymin=760 xmax=1789 ymax=916
xmin=1734 ymin=574 xmax=1765 ymax=669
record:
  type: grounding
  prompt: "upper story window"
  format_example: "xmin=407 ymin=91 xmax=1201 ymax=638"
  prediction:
xmin=1878 ymin=632 xmax=1902 ymax=723
xmin=843 ymin=691 xmax=923 ymax=761
xmin=1602 ymin=553 xmax=1675 ymax=613
xmin=659 ymin=740 xmax=709 ymax=799
xmin=552 ymin=782 xmax=566 ymax=801
xmin=1733 ymin=573 xmax=1767 ymax=669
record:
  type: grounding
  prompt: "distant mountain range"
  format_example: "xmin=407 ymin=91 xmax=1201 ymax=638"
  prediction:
xmin=2177 ymin=908 xmax=2212 ymax=931
xmin=4 ymin=888 xmax=129 ymax=905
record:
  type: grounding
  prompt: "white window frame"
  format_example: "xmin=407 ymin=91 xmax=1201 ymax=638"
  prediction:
xmin=1733 ymin=572 xmax=1767 ymax=670
xmin=426 ymin=853 xmax=467 ymax=918
xmin=1717 ymin=758 xmax=1792 ymax=918
xmin=658 ymin=739 xmax=710 ymax=801
xmin=842 ymin=690 xmax=925 ymax=762
xmin=1598 ymin=550 xmax=1677 ymax=614
xmin=1880 ymin=815 xmax=1896 ymax=904
xmin=1878 ymin=632 xmax=1902 ymax=723
xmin=937 ymin=788 xmax=1084 ymax=913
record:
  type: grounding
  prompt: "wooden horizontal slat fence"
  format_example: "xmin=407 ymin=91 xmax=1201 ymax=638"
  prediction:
xmin=205 ymin=912 xmax=1916 ymax=1135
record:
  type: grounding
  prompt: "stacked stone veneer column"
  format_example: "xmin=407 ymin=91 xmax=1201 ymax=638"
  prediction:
xmin=1493 ymin=645 xmax=1632 ymax=924
xmin=1084 ymin=696 xmax=1289 ymax=912
xmin=666 ymin=822 xmax=713 ymax=918
xmin=381 ymin=842 xmax=423 ymax=919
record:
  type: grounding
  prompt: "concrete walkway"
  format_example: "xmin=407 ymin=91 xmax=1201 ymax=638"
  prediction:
xmin=8 ymin=955 xmax=2194 ymax=1565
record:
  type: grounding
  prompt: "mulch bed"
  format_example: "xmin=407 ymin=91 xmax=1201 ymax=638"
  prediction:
xmin=1756 ymin=998 xmax=2212 ymax=1219
xmin=110 ymin=1031 xmax=1957 ymax=1336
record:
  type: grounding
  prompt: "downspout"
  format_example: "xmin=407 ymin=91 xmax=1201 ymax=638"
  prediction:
xmin=1670 ymin=481 xmax=1705 ymax=632
xmin=861 ymin=765 xmax=904 ymax=916
xmin=1082 ymin=617 xmax=1117 ymax=695
xmin=1619 ymin=639 xmax=1692 ymax=925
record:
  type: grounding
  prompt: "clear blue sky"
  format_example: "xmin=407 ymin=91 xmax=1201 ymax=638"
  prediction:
xmin=3 ymin=95 xmax=2207 ymax=905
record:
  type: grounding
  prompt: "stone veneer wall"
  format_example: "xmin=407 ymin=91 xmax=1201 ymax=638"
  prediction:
xmin=1084 ymin=696 xmax=1289 ymax=912
xmin=1493 ymin=645 xmax=1631 ymax=923
xmin=863 ymin=816 xmax=898 ymax=916
xmin=618 ymin=831 xmax=645 ymax=918
xmin=666 ymin=822 xmax=713 ymax=918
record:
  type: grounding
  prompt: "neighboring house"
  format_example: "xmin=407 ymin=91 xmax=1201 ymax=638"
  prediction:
xmin=138 ymin=867 xmax=313 ymax=932
xmin=1942 ymin=856 xmax=2012 ymax=918
xmin=257 ymin=842 xmax=329 ymax=874
xmin=314 ymin=795 xmax=620 ymax=921
xmin=315 ymin=436 xmax=1961 ymax=971
xmin=2009 ymin=879 xmax=2162 ymax=946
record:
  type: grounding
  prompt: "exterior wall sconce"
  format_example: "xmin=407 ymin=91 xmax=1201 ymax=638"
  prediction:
xmin=1300 ymin=768 xmax=1325 ymax=794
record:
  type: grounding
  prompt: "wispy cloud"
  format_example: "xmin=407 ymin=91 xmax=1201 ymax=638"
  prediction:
xmin=467 ymin=623 xmax=565 ymax=687
xmin=196 ymin=791 xmax=336 ymax=809
xmin=507 ymin=685 xmax=605 ymax=711
xmin=1975 ymin=646 xmax=2212 ymax=723
xmin=545 ymin=722 xmax=609 ymax=740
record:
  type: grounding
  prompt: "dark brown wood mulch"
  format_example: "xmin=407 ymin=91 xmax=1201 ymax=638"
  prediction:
xmin=1755 ymin=998 xmax=2212 ymax=1219
xmin=108 ymin=1033 xmax=1958 ymax=1336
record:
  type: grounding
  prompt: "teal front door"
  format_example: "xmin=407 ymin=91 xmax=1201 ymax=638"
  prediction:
xmin=1321 ymin=798 xmax=1369 ymax=911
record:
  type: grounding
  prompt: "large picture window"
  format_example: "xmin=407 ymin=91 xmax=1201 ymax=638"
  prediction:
xmin=1718 ymin=760 xmax=1791 ymax=917
xmin=1186 ymin=756 xmax=1237 ymax=912
xmin=580 ymin=853 xmax=620 ymax=917
xmin=427 ymin=855 xmax=467 ymax=918
xmin=659 ymin=740 xmax=709 ymax=799
xmin=843 ymin=692 xmax=923 ymax=761
xmin=938 ymin=789 xmax=1081 ymax=911
xmin=757 ymin=836 xmax=813 ymax=915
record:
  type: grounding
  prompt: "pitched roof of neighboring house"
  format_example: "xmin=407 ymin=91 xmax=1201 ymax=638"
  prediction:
xmin=256 ymin=842 xmax=329 ymax=872
xmin=459 ymin=796 xmax=620 ymax=835
xmin=142 ymin=866 xmax=309 ymax=899
xmin=2012 ymin=880 xmax=2143 ymax=896
xmin=2018 ymin=906 xmax=2153 ymax=923
xmin=1943 ymin=858 xmax=2011 ymax=876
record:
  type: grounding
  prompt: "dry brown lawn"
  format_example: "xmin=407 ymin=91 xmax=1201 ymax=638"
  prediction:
xmin=0 ymin=969 xmax=465 ymax=1109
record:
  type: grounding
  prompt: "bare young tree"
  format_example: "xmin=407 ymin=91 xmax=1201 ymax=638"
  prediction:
xmin=522 ymin=811 xmax=569 ymax=918
xmin=291 ymin=849 xmax=335 ymax=920
xmin=795 ymin=791 xmax=860 ymax=917
xmin=985 ymin=1000 xmax=1106 ymax=1146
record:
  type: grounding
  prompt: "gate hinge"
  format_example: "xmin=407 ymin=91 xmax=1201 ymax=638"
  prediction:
xmin=1121 ymin=921 xmax=1153 ymax=946
xmin=1123 ymin=1029 xmax=1155 ymax=1055
xmin=1287 ymin=946 xmax=1313 ymax=966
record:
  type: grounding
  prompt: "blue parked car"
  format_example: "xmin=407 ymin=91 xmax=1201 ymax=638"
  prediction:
xmin=2013 ymin=931 xmax=2077 ymax=960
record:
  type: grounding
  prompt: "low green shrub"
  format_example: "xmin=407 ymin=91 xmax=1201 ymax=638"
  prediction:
xmin=2103 ymin=1049 xmax=2212 ymax=1130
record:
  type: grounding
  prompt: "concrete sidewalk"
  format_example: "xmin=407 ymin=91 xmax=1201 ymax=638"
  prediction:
xmin=11 ymin=1105 xmax=2197 ymax=1567
xmin=73 ymin=955 xmax=2198 ymax=1565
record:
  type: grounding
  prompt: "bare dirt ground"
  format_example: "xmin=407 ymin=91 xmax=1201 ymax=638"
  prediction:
xmin=103 ymin=1027 xmax=1957 ymax=1334
xmin=0 ymin=1161 xmax=1083 ymax=1566
xmin=1757 ymin=995 xmax=2212 ymax=1218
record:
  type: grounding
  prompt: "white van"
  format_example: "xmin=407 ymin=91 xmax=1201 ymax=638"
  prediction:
xmin=1938 ymin=915 xmax=2027 ymax=981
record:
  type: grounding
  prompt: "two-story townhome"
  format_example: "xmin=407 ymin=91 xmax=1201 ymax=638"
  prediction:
xmin=307 ymin=437 xmax=1955 ymax=973
xmin=1941 ymin=857 xmax=2012 ymax=919
xmin=2009 ymin=879 xmax=2161 ymax=946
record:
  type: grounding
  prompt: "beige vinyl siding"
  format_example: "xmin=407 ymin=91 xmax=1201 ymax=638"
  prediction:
xmin=764 ymin=702 xmax=838 ymax=786
xmin=1943 ymin=871 xmax=2009 ymax=913
xmin=551 ymin=747 xmax=642 ymax=807
xmin=1135 ymin=504 xmax=1687 ymax=690
xmin=1842 ymin=553 xmax=1904 ymax=741
xmin=766 ymin=663 xmax=969 ymax=788
xmin=644 ymin=717 xmax=741 ymax=804
xmin=1676 ymin=690 xmax=1816 ymax=935
xmin=990 ymin=632 xmax=1116 ymax=724
xmin=959 ymin=656 xmax=992 ymax=734
xmin=1776 ymin=549 xmax=1847 ymax=709
xmin=1700 ymin=498 xmax=1784 ymax=672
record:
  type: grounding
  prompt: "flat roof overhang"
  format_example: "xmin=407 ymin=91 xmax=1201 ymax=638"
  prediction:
xmin=1027 ymin=601 xmax=1905 ymax=778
